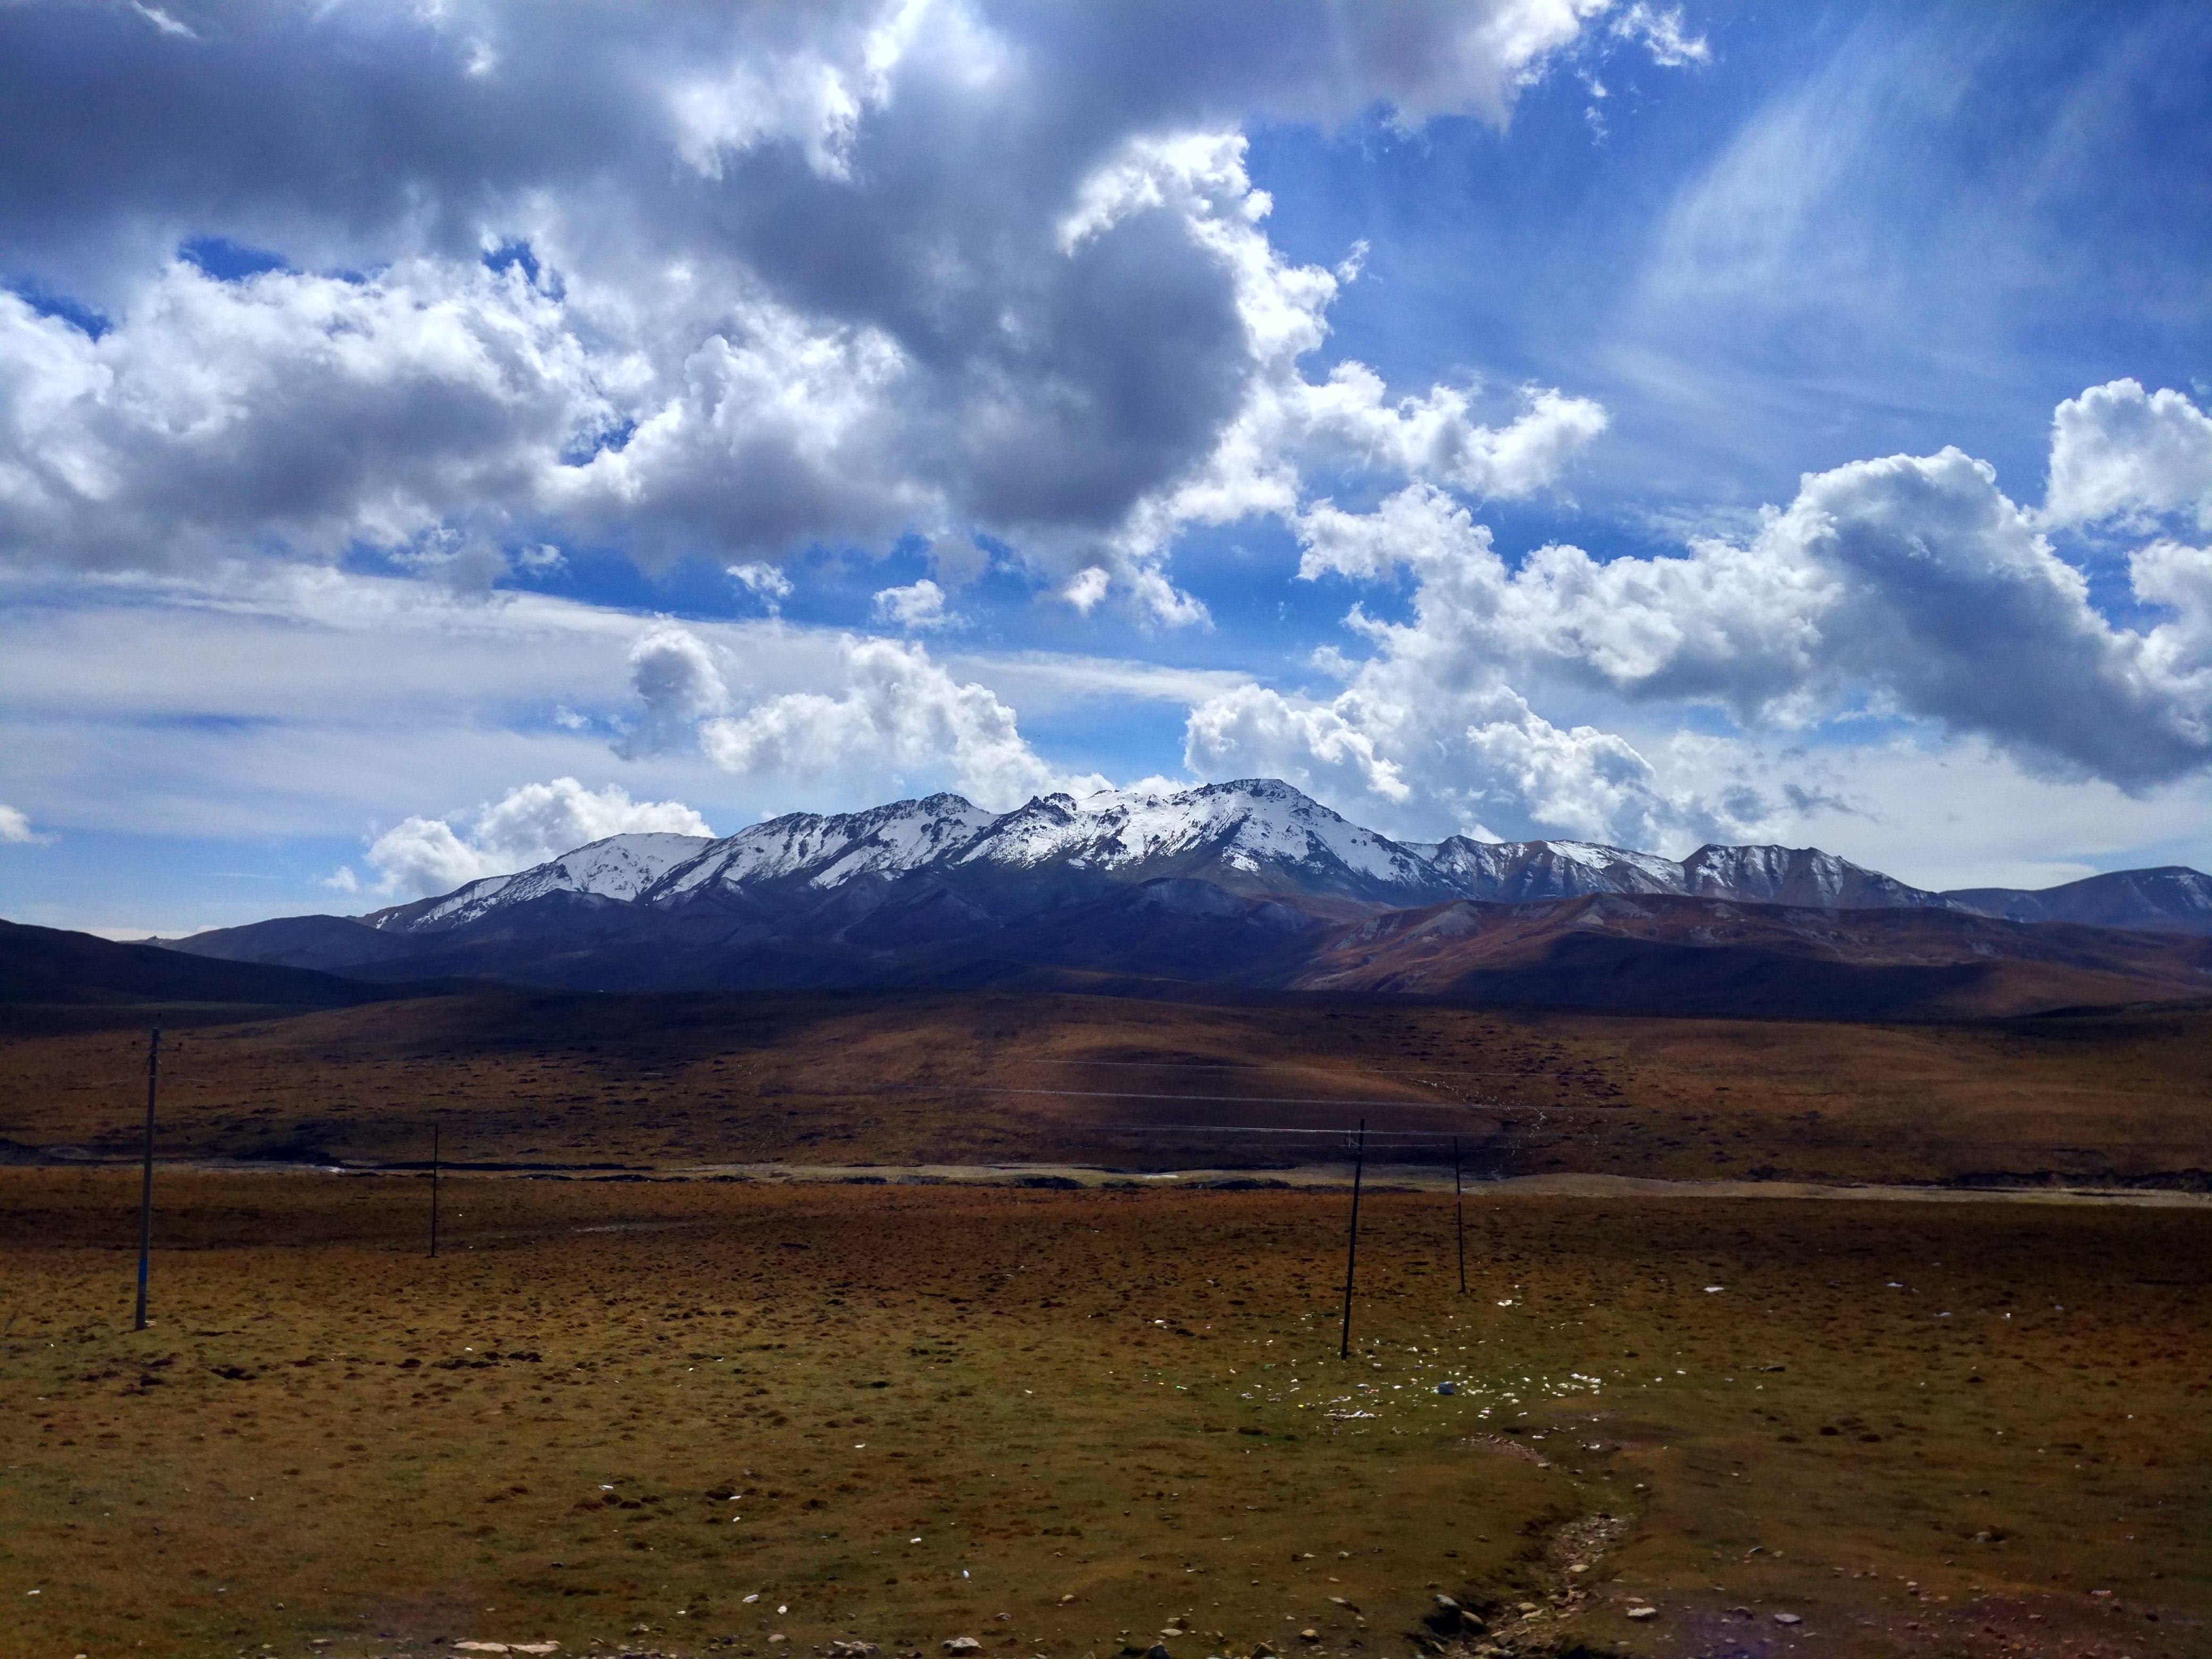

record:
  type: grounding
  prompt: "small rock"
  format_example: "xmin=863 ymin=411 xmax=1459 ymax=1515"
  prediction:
xmin=1625 ymin=1607 xmax=1658 ymax=1621
xmin=1251 ymin=1645 xmax=1277 ymax=1658
xmin=1771 ymin=1613 xmax=1802 ymax=1627
xmin=1147 ymin=1645 xmax=1173 ymax=1659
xmin=1568 ymin=1563 xmax=1589 ymax=1574
xmin=827 ymin=1643 xmax=879 ymax=1658
xmin=1298 ymin=1631 xmax=1320 ymax=1643
xmin=1437 ymin=1381 xmax=1456 ymax=1396
xmin=1431 ymin=1596 xmax=1459 ymax=1613
xmin=943 ymin=1642 xmax=984 ymax=1656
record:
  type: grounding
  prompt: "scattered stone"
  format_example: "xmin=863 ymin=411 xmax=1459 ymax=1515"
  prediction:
xmin=1296 ymin=1631 xmax=1320 ymax=1643
xmin=1625 ymin=1607 xmax=1658 ymax=1621
xmin=1771 ymin=1613 xmax=1802 ymax=1627
xmin=454 ymin=1646 xmax=509 ymax=1654
xmin=1251 ymin=1645 xmax=1277 ymax=1658
xmin=1147 ymin=1645 xmax=1173 ymax=1659
xmin=942 ymin=1641 xmax=983 ymax=1656
xmin=1437 ymin=1382 xmax=1456 ymax=1396
xmin=826 ymin=1643 xmax=878 ymax=1658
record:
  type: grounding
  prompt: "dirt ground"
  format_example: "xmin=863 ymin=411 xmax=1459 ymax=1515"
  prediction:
xmin=5 ymin=990 xmax=2211 ymax=1186
xmin=2 ymin=1170 xmax=2207 ymax=1659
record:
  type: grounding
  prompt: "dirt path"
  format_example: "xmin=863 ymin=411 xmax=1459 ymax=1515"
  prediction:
xmin=22 ymin=1147 xmax=2209 ymax=1204
xmin=676 ymin=1161 xmax=2212 ymax=1205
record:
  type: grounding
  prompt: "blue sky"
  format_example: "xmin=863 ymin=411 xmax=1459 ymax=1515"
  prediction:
xmin=3 ymin=0 xmax=2211 ymax=934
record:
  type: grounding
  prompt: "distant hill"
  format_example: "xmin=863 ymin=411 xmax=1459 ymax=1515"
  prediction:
xmin=0 ymin=917 xmax=406 ymax=1032
xmin=1944 ymin=867 xmax=2212 ymax=935
xmin=160 ymin=778 xmax=2212 ymax=1019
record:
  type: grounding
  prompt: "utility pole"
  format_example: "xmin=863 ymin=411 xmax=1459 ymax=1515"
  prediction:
xmin=132 ymin=1026 xmax=161 ymax=1332
xmin=1453 ymin=1135 xmax=1467 ymax=1294
xmin=430 ymin=1117 xmax=441 ymax=1259
xmin=1338 ymin=1119 xmax=1366 ymax=1361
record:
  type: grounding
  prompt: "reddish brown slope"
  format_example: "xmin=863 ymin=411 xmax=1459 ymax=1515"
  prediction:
xmin=1291 ymin=893 xmax=2212 ymax=1018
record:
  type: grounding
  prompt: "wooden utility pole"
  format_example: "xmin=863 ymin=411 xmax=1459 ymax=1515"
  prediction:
xmin=1338 ymin=1119 xmax=1366 ymax=1361
xmin=132 ymin=1026 xmax=161 ymax=1331
xmin=1453 ymin=1135 xmax=1467 ymax=1294
xmin=429 ymin=1118 xmax=442 ymax=1259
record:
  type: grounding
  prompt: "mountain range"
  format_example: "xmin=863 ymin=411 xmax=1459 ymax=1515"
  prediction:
xmin=153 ymin=779 xmax=2212 ymax=1019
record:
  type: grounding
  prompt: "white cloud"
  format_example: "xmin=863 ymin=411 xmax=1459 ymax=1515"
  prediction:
xmin=322 ymin=865 xmax=360 ymax=894
xmin=0 ymin=262 xmax=606 ymax=573
xmin=0 ymin=0 xmax=1638 ymax=610
xmin=698 ymin=635 xmax=1106 ymax=810
xmin=364 ymin=776 xmax=713 ymax=897
xmin=615 ymin=621 xmax=728 ymax=758
xmin=872 ymin=577 xmax=956 ymax=631
xmin=2044 ymin=379 xmax=2212 ymax=530
xmin=1184 ymin=391 xmax=2212 ymax=845
xmin=1610 ymin=4 xmax=1710 ymax=68
xmin=1061 ymin=130 xmax=1609 ymax=620
xmin=1061 ymin=566 xmax=1111 ymax=614
xmin=729 ymin=562 xmax=795 ymax=604
xmin=0 ymin=803 xmax=44 ymax=843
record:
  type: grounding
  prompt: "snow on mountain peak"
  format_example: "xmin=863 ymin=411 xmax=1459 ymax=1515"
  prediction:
xmin=957 ymin=777 xmax=1426 ymax=888
xmin=654 ymin=792 xmax=999 ymax=896
xmin=383 ymin=831 xmax=713 ymax=932
xmin=367 ymin=777 xmax=1983 ymax=935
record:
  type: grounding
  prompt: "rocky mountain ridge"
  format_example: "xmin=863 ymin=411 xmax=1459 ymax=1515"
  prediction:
xmin=161 ymin=778 xmax=2212 ymax=1017
xmin=353 ymin=778 xmax=1988 ymax=939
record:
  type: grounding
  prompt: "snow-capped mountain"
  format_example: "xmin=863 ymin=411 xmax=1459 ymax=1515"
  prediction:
xmin=366 ymin=831 xmax=714 ymax=933
xmin=1678 ymin=843 xmax=1943 ymax=909
xmin=1414 ymin=836 xmax=1691 ymax=902
xmin=163 ymin=778 xmax=2212 ymax=1006
xmin=366 ymin=780 xmax=1469 ymax=937
xmin=355 ymin=777 xmax=1956 ymax=939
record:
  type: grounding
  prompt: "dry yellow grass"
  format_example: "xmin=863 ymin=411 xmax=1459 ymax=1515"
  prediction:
xmin=3 ymin=1171 xmax=2207 ymax=1659
xmin=4 ymin=990 xmax=2209 ymax=1185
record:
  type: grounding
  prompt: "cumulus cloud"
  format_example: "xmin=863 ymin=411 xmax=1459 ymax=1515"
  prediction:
xmin=0 ymin=0 xmax=1632 ymax=608
xmin=1183 ymin=488 xmax=1724 ymax=847
xmin=698 ymin=635 xmax=1106 ymax=810
xmin=872 ymin=577 xmax=957 ymax=631
xmin=364 ymin=776 xmax=713 ymax=897
xmin=0 ymin=803 xmax=45 ymax=843
xmin=2044 ymin=379 xmax=2212 ymax=530
xmin=614 ymin=622 xmax=728 ymax=759
xmin=1185 ymin=389 xmax=2212 ymax=844
xmin=1067 ymin=131 xmax=1610 ymax=617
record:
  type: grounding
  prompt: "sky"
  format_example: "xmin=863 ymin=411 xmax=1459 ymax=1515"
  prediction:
xmin=3 ymin=0 xmax=2211 ymax=936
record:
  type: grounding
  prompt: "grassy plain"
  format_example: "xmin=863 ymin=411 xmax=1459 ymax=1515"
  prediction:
xmin=3 ymin=1171 xmax=2208 ymax=1659
xmin=4 ymin=990 xmax=2211 ymax=1184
